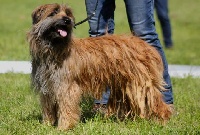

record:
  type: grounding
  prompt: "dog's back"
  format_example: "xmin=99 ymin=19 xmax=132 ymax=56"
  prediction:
xmin=70 ymin=34 xmax=164 ymax=93
xmin=67 ymin=34 xmax=170 ymax=121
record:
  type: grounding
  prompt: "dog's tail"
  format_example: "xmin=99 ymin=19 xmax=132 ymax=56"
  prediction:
xmin=107 ymin=79 xmax=172 ymax=122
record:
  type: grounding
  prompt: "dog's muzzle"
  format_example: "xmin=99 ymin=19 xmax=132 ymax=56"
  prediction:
xmin=35 ymin=16 xmax=73 ymax=41
xmin=56 ymin=17 xmax=71 ymax=37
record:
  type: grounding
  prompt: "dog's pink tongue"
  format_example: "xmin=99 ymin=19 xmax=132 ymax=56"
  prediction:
xmin=58 ymin=29 xmax=67 ymax=37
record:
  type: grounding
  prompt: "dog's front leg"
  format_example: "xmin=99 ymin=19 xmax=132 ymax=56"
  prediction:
xmin=40 ymin=93 xmax=57 ymax=126
xmin=56 ymin=82 xmax=82 ymax=130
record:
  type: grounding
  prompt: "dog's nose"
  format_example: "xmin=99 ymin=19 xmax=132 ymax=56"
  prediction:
xmin=63 ymin=17 xmax=71 ymax=24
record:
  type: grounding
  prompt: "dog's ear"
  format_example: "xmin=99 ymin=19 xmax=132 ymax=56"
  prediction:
xmin=31 ymin=4 xmax=60 ymax=25
xmin=31 ymin=6 xmax=45 ymax=25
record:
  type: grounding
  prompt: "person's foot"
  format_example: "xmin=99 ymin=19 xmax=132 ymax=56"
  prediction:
xmin=165 ymin=44 xmax=173 ymax=49
xmin=92 ymin=104 xmax=107 ymax=114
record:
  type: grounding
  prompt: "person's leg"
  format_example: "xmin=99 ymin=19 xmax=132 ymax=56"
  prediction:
xmin=155 ymin=0 xmax=173 ymax=48
xmin=124 ymin=0 xmax=173 ymax=104
xmin=85 ymin=0 xmax=115 ymax=104
xmin=85 ymin=0 xmax=115 ymax=37
xmin=94 ymin=88 xmax=110 ymax=104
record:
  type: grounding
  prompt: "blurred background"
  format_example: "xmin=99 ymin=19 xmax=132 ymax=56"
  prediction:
xmin=0 ymin=0 xmax=200 ymax=65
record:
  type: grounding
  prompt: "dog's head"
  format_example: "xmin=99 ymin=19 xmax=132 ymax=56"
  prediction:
xmin=31 ymin=3 xmax=75 ymax=44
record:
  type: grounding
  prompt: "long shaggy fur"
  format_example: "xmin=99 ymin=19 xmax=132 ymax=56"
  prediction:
xmin=28 ymin=3 xmax=172 ymax=130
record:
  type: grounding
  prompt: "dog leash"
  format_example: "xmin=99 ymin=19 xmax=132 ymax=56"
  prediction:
xmin=73 ymin=0 xmax=98 ymax=29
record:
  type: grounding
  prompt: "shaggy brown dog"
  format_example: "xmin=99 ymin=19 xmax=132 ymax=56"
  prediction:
xmin=27 ymin=3 xmax=172 ymax=130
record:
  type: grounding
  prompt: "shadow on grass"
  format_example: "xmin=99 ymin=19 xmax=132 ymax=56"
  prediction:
xmin=80 ymin=96 xmax=130 ymax=124
xmin=20 ymin=110 xmax=42 ymax=123
xmin=80 ymin=96 xmax=97 ymax=123
xmin=20 ymin=96 xmax=121 ymax=125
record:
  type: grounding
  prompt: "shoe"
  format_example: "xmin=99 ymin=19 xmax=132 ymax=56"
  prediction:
xmin=165 ymin=44 xmax=173 ymax=49
xmin=92 ymin=104 xmax=107 ymax=114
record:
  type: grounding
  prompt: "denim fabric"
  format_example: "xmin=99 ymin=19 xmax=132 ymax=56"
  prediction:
xmin=85 ymin=0 xmax=173 ymax=104
xmin=85 ymin=0 xmax=115 ymax=36
xmin=155 ymin=0 xmax=173 ymax=47
xmin=94 ymin=88 xmax=111 ymax=104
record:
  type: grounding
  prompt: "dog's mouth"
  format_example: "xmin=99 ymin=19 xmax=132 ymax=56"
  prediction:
xmin=41 ymin=17 xmax=73 ymax=41
xmin=57 ymin=29 xmax=67 ymax=37
xmin=53 ymin=25 xmax=69 ymax=38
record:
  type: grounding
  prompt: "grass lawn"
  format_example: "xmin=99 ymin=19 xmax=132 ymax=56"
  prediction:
xmin=0 ymin=0 xmax=200 ymax=134
xmin=0 ymin=74 xmax=200 ymax=134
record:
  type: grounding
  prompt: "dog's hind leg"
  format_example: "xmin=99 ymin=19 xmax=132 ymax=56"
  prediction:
xmin=56 ymin=82 xmax=82 ymax=130
xmin=40 ymin=93 xmax=57 ymax=126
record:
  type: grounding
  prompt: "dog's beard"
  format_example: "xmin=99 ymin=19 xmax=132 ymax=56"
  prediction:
xmin=33 ymin=17 xmax=73 ymax=44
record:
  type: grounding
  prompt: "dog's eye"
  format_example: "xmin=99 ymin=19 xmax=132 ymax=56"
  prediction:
xmin=65 ymin=10 xmax=72 ymax=16
xmin=48 ymin=8 xmax=59 ymax=17
xmin=49 ymin=11 xmax=57 ymax=17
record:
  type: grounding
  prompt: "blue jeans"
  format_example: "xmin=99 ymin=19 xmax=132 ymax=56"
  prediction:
xmin=85 ymin=0 xmax=115 ymax=36
xmin=85 ymin=0 xmax=173 ymax=104
xmin=155 ymin=0 xmax=173 ymax=47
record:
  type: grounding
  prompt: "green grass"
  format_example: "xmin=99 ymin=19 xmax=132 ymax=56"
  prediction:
xmin=0 ymin=0 xmax=200 ymax=134
xmin=0 ymin=74 xmax=200 ymax=134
